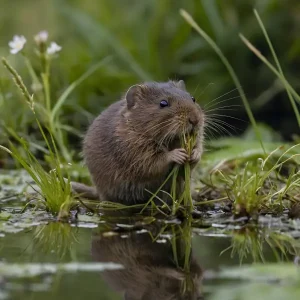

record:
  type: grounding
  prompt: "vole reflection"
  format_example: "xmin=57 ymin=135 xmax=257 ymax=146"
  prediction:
xmin=91 ymin=222 xmax=203 ymax=300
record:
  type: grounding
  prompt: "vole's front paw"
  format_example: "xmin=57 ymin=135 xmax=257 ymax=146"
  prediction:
xmin=190 ymin=148 xmax=202 ymax=165
xmin=168 ymin=148 xmax=188 ymax=165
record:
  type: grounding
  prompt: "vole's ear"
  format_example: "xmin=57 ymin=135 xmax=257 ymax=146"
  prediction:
xmin=125 ymin=84 xmax=143 ymax=109
xmin=173 ymin=80 xmax=186 ymax=91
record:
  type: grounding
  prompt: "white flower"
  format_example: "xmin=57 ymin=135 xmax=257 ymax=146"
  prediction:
xmin=47 ymin=42 xmax=62 ymax=55
xmin=8 ymin=35 xmax=27 ymax=54
xmin=34 ymin=30 xmax=48 ymax=44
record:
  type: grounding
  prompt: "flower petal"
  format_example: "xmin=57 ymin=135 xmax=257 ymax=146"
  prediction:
xmin=10 ymin=48 xmax=19 ymax=54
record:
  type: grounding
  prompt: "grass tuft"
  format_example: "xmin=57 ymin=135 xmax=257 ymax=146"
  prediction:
xmin=0 ymin=59 xmax=75 ymax=216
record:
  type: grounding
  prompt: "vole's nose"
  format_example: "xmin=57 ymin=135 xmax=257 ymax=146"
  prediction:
xmin=189 ymin=115 xmax=199 ymax=127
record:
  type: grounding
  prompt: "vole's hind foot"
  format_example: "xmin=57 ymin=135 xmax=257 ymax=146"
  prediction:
xmin=168 ymin=148 xmax=188 ymax=165
xmin=70 ymin=181 xmax=99 ymax=200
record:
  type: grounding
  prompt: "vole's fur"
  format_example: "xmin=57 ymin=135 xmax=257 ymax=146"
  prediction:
xmin=72 ymin=80 xmax=205 ymax=204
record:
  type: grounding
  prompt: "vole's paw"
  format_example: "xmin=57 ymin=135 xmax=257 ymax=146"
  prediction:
xmin=190 ymin=148 xmax=202 ymax=165
xmin=168 ymin=148 xmax=188 ymax=165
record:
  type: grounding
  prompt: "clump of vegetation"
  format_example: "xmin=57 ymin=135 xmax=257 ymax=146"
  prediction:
xmin=0 ymin=31 xmax=112 ymax=217
xmin=181 ymin=9 xmax=300 ymax=217
xmin=1 ymin=6 xmax=300 ymax=221
xmin=2 ymin=31 xmax=111 ymax=163
xmin=216 ymin=145 xmax=300 ymax=216
xmin=0 ymin=57 xmax=74 ymax=216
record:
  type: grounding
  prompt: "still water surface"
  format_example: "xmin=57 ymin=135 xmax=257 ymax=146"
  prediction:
xmin=1 ymin=171 xmax=299 ymax=300
xmin=1 ymin=211 xmax=299 ymax=300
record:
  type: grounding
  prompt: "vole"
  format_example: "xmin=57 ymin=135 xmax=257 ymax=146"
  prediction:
xmin=72 ymin=80 xmax=205 ymax=204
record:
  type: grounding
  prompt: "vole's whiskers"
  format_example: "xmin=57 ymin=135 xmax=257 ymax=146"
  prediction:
xmin=158 ymin=123 xmax=177 ymax=148
xmin=204 ymin=94 xmax=244 ymax=110
xmin=125 ymin=119 xmax=171 ymax=144
xmin=203 ymin=124 xmax=219 ymax=140
xmin=204 ymin=87 xmax=238 ymax=107
xmin=194 ymin=82 xmax=215 ymax=100
xmin=206 ymin=120 xmax=234 ymax=136
xmin=207 ymin=113 xmax=245 ymax=123
xmin=209 ymin=118 xmax=238 ymax=132
xmin=139 ymin=119 xmax=171 ymax=135
xmin=193 ymin=83 xmax=201 ymax=97
xmin=205 ymin=115 xmax=241 ymax=137
xmin=131 ymin=122 xmax=174 ymax=150
xmin=204 ymin=104 xmax=242 ymax=113
xmin=205 ymin=122 xmax=232 ymax=137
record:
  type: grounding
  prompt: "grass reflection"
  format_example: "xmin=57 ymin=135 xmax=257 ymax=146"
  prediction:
xmin=32 ymin=222 xmax=79 ymax=259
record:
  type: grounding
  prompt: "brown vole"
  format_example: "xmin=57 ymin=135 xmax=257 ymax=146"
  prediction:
xmin=72 ymin=80 xmax=205 ymax=204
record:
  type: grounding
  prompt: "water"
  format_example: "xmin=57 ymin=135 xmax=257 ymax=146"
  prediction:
xmin=1 ymin=171 xmax=300 ymax=299
xmin=1 ymin=212 xmax=300 ymax=300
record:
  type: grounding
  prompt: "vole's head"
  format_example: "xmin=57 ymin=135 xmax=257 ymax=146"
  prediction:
xmin=124 ymin=81 xmax=205 ymax=143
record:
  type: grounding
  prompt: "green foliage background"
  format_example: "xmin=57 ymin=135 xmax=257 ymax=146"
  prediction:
xmin=1 ymin=0 xmax=299 ymax=154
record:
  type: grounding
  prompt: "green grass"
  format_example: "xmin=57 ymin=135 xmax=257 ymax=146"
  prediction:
xmin=0 ymin=58 xmax=75 ymax=217
xmin=1 ymin=0 xmax=299 ymax=149
xmin=140 ymin=133 xmax=197 ymax=216
xmin=180 ymin=9 xmax=265 ymax=153
xmin=240 ymin=9 xmax=300 ymax=126
xmin=215 ymin=144 xmax=300 ymax=216
xmin=181 ymin=8 xmax=300 ymax=217
xmin=2 ymin=37 xmax=111 ymax=163
xmin=1 ymin=3 xmax=300 ymax=219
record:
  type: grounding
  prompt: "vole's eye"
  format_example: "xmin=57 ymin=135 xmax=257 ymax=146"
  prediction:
xmin=191 ymin=97 xmax=196 ymax=103
xmin=160 ymin=100 xmax=169 ymax=108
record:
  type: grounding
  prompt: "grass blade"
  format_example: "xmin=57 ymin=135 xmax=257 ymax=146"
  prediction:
xmin=201 ymin=0 xmax=224 ymax=39
xmin=51 ymin=56 xmax=112 ymax=121
xmin=252 ymin=9 xmax=300 ymax=127
xmin=239 ymin=34 xmax=300 ymax=106
xmin=59 ymin=3 xmax=152 ymax=81
xmin=180 ymin=9 xmax=265 ymax=153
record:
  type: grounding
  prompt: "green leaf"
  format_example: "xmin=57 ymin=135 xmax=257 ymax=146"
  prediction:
xmin=51 ymin=56 xmax=112 ymax=121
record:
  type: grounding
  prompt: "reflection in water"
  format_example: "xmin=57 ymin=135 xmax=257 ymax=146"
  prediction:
xmin=224 ymin=225 xmax=300 ymax=263
xmin=196 ymin=221 xmax=300 ymax=264
xmin=33 ymin=222 xmax=78 ymax=258
xmin=27 ymin=215 xmax=300 ymax=299
xmin=91 ymin=219 xmax=203 ymax=300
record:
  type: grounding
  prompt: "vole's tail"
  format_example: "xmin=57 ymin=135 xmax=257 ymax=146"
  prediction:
xmin=70 ymin=181 xmax=99 ymax=200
